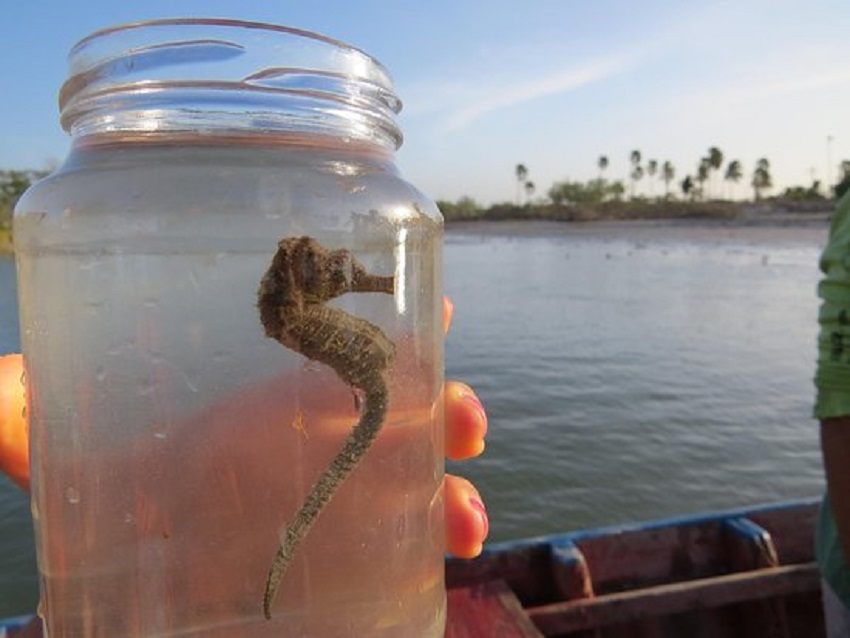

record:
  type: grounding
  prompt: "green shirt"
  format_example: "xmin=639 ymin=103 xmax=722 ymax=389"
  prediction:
xmin=814 ymin=192 xmax=850 ymax=608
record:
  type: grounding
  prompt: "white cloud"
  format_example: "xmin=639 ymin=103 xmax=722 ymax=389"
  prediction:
xmin=441 ymin=55 xmax=637 ymax=132
xmin=401 ymin=52 xmax=641 ymax=135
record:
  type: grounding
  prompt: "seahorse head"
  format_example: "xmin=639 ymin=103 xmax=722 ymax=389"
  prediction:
xmin=277 ymin=236 xmax=362 ymax=302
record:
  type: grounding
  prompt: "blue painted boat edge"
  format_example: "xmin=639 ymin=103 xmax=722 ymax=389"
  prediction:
xmin=2 ymin=497 xmax=823 ymax=628
xmin=0 ymin=615 xmax=34 ymax=631
xmin=460 ymin=496 xmax=822 ymax=559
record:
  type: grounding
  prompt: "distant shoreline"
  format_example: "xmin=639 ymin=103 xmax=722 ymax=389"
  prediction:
xmin=0 ymin=205 xmax=833 ymax=257
xmin=446 ymin=208 xmax=832 ymax=229
xmin=445 ymin=209 xmax=832 ymax=247
xmin=441 ymin=198 xmax=835 ymax=224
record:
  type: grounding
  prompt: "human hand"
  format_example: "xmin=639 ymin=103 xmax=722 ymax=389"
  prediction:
xmin=0 ymin=297 xmax=488 ymax=557
xmin=0 ymin=297 xmax=487 ymax=636
xmin=442 ymin=296 xmax=490 ymax=558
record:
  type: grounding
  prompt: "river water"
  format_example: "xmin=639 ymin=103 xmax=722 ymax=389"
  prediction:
xmin=0 ymin=218 xmax=832 ymax=616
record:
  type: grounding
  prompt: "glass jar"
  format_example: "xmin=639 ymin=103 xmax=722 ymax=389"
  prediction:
xmin=14 ymin=19 xmax=444 ymax=637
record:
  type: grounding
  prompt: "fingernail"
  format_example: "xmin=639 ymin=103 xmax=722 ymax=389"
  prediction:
xmin=443 ymin=297 xmax=454 ymax=334
xmin=469 ymin=495 xmax=489 ymax=539
xmin=461 ymin=393 xmax=488 ymax=437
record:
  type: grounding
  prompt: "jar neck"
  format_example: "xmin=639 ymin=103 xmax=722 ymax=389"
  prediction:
xmin=64 ymin=133 xmax=401 ymax=176
xmin=59 ymin=19 xmax=403 ymax=152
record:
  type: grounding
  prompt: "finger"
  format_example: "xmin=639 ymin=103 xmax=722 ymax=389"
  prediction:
xmin=444 ymin=474 xmax=488 ymax=558
xmin=8 ymin=617 xmax=44 ymax=637
xmin=445 ymin=381 xmax=487 ymax=461
xmin=0 ymin=354 xmax=29 ymax=491
xmin=443 ymin=296 xmax=454 ymax=335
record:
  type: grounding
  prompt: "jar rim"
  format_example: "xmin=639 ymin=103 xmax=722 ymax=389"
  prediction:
xmin=69 ymin=18 xmax=392 ymax=82
xmin=61 ymin=18 xmax=403 ymax=150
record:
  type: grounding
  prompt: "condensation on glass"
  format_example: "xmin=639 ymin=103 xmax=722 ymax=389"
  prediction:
xmin=14 ymin=19 xmax=445 ymax=637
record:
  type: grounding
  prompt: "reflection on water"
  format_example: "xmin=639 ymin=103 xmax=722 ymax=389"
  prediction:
xmin=444 ymin=221 xmax=827 ymax=541
xmin=0 ymin=220 xmax=832 ymax=615
xmin=0 ymin=257 xmax=36 ymax=616
xmin=0 ymin=258 xmax=19 ymax=354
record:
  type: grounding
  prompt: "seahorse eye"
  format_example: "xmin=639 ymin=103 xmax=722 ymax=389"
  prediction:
xmin=325 ymin=250 xmax=353 ymax=291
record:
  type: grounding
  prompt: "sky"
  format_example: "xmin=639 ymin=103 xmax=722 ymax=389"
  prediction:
xmin=2 ymin=1 xmax=850 ymax=205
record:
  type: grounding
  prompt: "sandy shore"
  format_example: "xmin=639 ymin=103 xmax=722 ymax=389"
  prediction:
xmin=446 ymin=211 xmax=832 ymax=247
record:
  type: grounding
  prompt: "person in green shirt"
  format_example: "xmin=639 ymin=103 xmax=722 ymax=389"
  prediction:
xmin=815 ymin=192 xmax=850 ymax=636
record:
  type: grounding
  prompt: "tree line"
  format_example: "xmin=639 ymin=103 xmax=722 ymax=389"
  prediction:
xmin=0 ymin=169 xmax=48 ymax=233
xmin=441 ymin=148 xmax=850 ymax=221
xmin=551 ymin=147 xmax=845 ymax=205
xmin=3 ymin=155 xmax=850 ymax=233
xmin=614 ymin=147 xmax=772 ymax=202
xmin=547 ymin=149 xmax=775 ymax=206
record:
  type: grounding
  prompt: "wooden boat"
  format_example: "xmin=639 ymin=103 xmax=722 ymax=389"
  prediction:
xmin=446 ymin=497 xmax=823 ymax=637
xmin=0 ymin=498 xmax=824 ymax=637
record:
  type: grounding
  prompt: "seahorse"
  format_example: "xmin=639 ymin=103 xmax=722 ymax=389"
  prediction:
xmin=257 ymin=236 xmax=395 ymax=619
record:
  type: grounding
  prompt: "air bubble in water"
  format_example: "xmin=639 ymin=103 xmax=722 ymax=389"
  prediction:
xmin=151 ymin=422 xmax=168 ymax=440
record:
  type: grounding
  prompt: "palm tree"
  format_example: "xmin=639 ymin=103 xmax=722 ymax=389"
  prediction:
xmin=597 ymin=155 xmax=609 ymax=180
xmin=630 ymin=166 xmax=644 ymax=199
xmin=707 ymin=147 xmax=723 ymax=199
xmin=681 ymin=175 xmax=694 ymax=200
xmin=629 ymin=150 xmax=642 ymax=198
xmin=696 ymin=158 xmax=710 ymax=201
xmin=515 ymin=164 xmax=528 ymax=205
xmin=647 ymin=159 xmax=658 ymax=198
xmin=524 ymin=181 xmax=536 ymax=204
xmin=751 ymin=158 xmax=772 ymax=201
xmin=724 ymin=160 xmax=743 ymax=199
xmin=661 ymin=161 xmax=675 ymax=199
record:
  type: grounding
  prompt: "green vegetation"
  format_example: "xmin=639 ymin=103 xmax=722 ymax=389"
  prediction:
xmin=835 ymin=161 xmax=850 ymax=200
xmin=441 ymin=147 xmax=842 ymax=223
xmin=0 ymin=169 xmax=47 ymax=254
xmin=438 ymin=197 xmax=744 ymax=224
xmin=0 ymin=228 xmax=12 ymax=254
xmin=2 ymin=150 xmax=846 ymax=244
